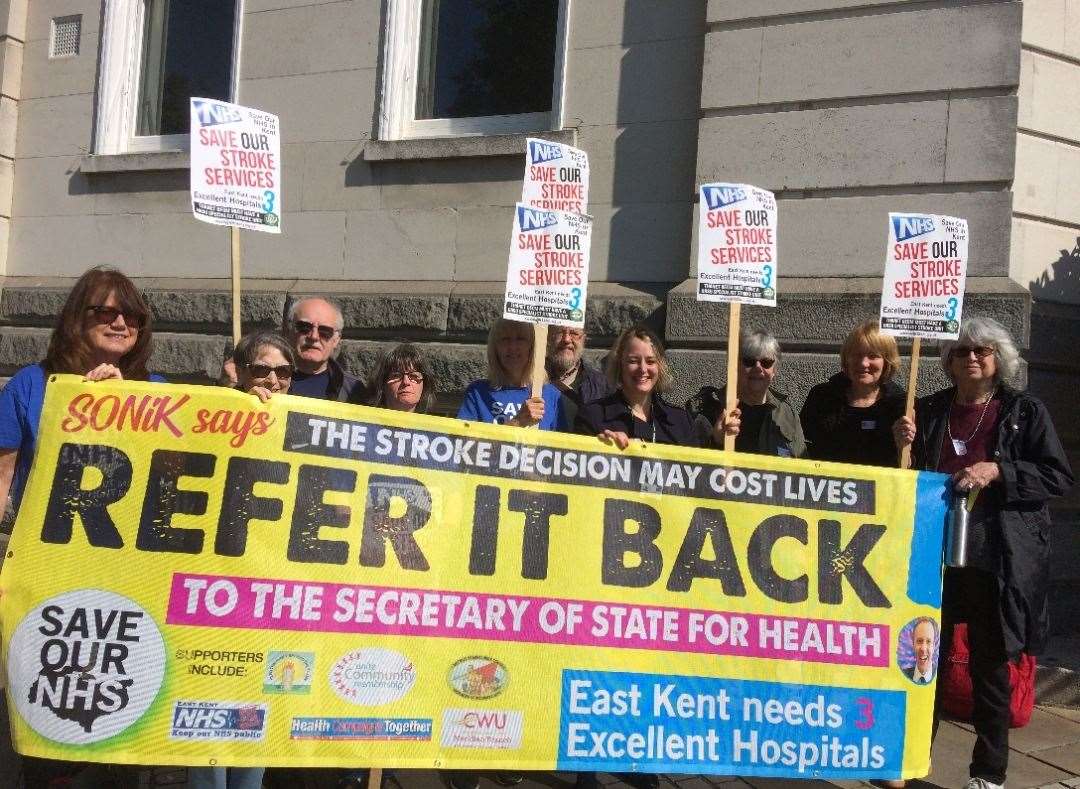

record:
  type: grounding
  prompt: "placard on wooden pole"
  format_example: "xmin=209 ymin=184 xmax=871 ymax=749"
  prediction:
xmin=723 ymin=303 xmax=741 ymax=452
xmin=530 ymin=323 xmax=550 ymax=400
xmin=899 ymin=337 xmax=920 ymax=469
xmin=230 ymin=226 xmax=241 ymax=346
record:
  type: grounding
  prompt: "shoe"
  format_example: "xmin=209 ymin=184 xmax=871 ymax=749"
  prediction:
xmin=337 ymin=772 xmax=369 ymax=789
xmin=575 ymin=773 xmax=601 ymax=789
xmin=868 ymin=781 xmax=906 ymax=788
xmin=448 ymin=771 xmax=481 ymax=789
xmin=964 ymin=778 xmax=1004 ymax=789
xmin=493 ymin=773 xmax=525 ymax=786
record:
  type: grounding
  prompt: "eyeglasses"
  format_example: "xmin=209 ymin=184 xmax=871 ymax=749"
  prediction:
xmin=553 ymin=328 xmax=584 ymax=340
xmin=248 ymin=363 xmax=293 ymax=381
xmin=386 ymin=371 xmax=424 ymax=385
xmin=87 ymin=305 xmax=144 ymax=329
xmin=292 ymin=320 xmax=338 ymax=342
xmin=741 ymin=357 xmax=776 ymax=369
xmin=951 ymin=345 xmax=994 ymax=359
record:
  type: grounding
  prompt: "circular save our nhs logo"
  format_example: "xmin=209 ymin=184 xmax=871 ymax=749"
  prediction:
xmin=7 ymin=589 xmax=166 ymax=745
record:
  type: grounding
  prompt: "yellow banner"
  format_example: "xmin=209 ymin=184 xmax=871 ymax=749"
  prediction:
xmin=1 ymin=376 xmax=948 ymax=779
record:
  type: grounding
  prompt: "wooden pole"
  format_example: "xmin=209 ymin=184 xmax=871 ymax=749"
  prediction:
xmin=368 ymin=768 xmax=383 ymax=789
xmin=530 ymin=323 xmax=549 ymax=399
xmin=899 ymin=336 xmax=921 ymax=469
xmin=230 ymin=226 xmax=242 ymax=346
xmin=723 ymin=302 xmax=741 ymax=452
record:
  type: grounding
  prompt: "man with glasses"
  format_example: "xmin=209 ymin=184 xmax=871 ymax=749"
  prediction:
xmin=686 ymin=329 xmax=805 ymax=457
xmin=546 ymin=325 xmax=612 ymax=406
xmin=282 ymin=297 xmax=363 ymax=403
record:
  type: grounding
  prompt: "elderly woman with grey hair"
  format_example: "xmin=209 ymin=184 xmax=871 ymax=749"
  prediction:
xmin=894 ymin=316 xmax=1073 ymax=789
xmin=686 ymin=329 xmax=805 ymax=457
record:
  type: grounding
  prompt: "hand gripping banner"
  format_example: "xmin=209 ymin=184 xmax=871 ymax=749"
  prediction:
xmin=1 ymin=377 xmax=948 ymax=778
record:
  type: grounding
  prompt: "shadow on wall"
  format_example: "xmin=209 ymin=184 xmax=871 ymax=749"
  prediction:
xmin=1030 ymin=236 xmax=1080 ymax=305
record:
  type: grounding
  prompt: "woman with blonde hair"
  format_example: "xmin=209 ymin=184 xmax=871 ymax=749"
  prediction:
xmin=800 ymin=319 xmax=906 ymax=466
xmin=457 ymin=318 xmax=568 ymax=430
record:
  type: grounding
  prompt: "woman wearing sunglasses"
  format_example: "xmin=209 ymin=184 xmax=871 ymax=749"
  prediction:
xmin=0 ymin=266 xmax=162 ymax=788
xmin=892 ymin=316 xmax=1072 ymax=789
xmin=686 ymin=330 xmax=805 ymax=457
xmin=799 ymin=320 xmax=906 ymax=467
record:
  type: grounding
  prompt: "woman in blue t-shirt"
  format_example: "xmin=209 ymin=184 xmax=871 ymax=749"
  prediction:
xmin=457 ymin=318 xmax=568 ymax=431
xmin=0 ymin=266 xmax=163 ymax=788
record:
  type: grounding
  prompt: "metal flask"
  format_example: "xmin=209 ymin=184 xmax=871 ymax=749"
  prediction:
xmin=945 ymin=490 xmax=971 ymax=568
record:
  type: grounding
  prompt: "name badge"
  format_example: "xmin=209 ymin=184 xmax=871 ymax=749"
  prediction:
xmin=952 ymin=439 xmax=968 ymax=456
xmin=861 ymin=420 xmax=876 ymax=431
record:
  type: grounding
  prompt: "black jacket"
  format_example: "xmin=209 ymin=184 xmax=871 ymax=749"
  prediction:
xmin=326 ymin=357 xmax=365 ymax=404
xmin=575 ymin=391 xmax=714 ymax=448
xmin=686 ymin=385 xmax=805 ymax=457
xmin=912 ymin=385 xmax=1074 ymax=657
xmin=800 ymin=373 xmax=907 ymax=467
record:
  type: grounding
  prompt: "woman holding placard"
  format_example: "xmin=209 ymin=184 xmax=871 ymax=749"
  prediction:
xmin=893 ymin=316 xmax=1073 ymax=789
xmin=457 ymin=318 xmax=569 ymax=431
xmin=800 ymin=320 xmax=906 ymax=467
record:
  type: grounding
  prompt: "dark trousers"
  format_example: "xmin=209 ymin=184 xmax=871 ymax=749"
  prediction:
xmin=935 ymin=567 xmax=1012 ymax=785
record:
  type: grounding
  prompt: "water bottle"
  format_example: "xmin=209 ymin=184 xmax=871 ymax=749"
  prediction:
xmin=945 ymin=489 xmax=970 ymax=568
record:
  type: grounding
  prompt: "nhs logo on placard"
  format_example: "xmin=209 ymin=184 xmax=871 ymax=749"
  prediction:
xmin=529 ymin=140 xmax=562 ymax=164
xmin=193 ymin=100 xmax=242 ymax=127
xmin=892 ymin=214 xmax=935 ymax=242
xmin=517 ymin=206 xmax=558 ymax=232
xmin=702 ymin=185 xmax=748 ymax=210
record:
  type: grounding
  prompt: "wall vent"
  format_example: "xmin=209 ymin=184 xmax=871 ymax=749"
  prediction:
xmin=50 ymin=15 xmax=82 ymax=58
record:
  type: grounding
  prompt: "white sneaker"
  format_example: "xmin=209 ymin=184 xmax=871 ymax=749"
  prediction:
xmin=964 ymin=778 xmax=1004 ymax=789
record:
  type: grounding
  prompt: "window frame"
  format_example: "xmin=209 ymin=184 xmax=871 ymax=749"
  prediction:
xmin=94 ymin=0 xmax=245 ymax=155
xmin=378 ymin=0 xmax=571 ymax=141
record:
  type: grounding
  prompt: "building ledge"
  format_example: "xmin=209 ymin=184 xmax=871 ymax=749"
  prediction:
xmin=362 ymin=129 xmax=577 ymax=162
xmin=79 ymin=151 xmax=190 ymax=174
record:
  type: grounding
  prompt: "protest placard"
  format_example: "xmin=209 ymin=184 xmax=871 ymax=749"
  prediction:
xmin=521 ymin=137 xmax=589 ymax=214
xmin=504 ymin=204 xmax=591 ymax=329
xmin=879 ymin=213 xmax=968 ymax=341
xmin=190 ymin=98 xmax=281 ymax=234
xmin=697 ymin=184 xmax=778 ymax=307
xmin=2 ymin=377 xmax=949 ymax=779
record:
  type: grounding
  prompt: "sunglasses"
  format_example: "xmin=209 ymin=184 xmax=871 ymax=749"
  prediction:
xmin=87 ymin=305 xmax=144 ymax=329
xmin=741 ymin=357 xmax=776 ymax=369
xmin=292 ymin=320 xmax=338 ymax=342
xmin=386 ymin=371 xmax=424 ymax=385
xmin=951 ymin=345 xmax=994 ymax=359
xmin=248 ymin=363 xmax=293 ymax=381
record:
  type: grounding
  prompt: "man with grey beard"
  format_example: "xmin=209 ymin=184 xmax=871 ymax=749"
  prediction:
xmin=546 ymin=326 xmax=612 ymax=408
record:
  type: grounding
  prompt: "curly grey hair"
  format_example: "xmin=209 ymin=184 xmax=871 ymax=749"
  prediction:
xmin=939 ymin=316 xmax=1020 ymax=383
xmin=740 ymin=330 xmax=781 ymax=362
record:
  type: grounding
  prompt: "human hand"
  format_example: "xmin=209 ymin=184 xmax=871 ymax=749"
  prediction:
xmin=952 ymin=461 xmax=1001 ymax=493
xmin=511 ymin=397 xmax=545 ymax=427
xmin=598 ymin=430 xmax=631 ymax=450
xmin=714 ymin=407 xmax=741 ymax=442
xmin=250 ymin=385 xmax=274 ymax=403
xmin=893 ymin=415 xmax=916 ymax=450
xmin=84 ymin=363 xmax=123 ymax=382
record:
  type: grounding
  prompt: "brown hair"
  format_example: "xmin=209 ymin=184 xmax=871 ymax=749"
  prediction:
xmin=44 ymin=267 xmax=153 ymax=379
xmin=486 ymin=319 xmax=542 ymax=388
xmin=605 ymin=324 xmax=674 ymax=394
xmin=840 ymin=320 xmax=900 ymax=384
xmin=366 ymin=343 xmax=438 ymax=413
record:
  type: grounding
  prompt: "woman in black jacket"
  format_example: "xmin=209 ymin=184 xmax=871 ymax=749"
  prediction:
xmin=575 ymin=324 xmax=731 ymax=450
xmin=894 ymin=316 xmax=1073 ymax=789
xmin=801 ymin=320 xmax=906 ymax=467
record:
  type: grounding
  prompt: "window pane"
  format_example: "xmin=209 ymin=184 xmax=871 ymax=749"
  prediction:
xmin=416 ymin=0 xmax=559 ymax=120
xmin=137 ymin=0 xmax=237 ymax=137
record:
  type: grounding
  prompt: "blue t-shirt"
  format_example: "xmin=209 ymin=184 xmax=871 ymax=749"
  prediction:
xmin=457 ymin=381 xmax=568 ymax=431
xmin=0 ymin=364 xmax=166 ymax=516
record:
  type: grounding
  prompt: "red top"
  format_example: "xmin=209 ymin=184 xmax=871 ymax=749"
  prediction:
xmin=937 ymin=397 xmax=1001 ymax=475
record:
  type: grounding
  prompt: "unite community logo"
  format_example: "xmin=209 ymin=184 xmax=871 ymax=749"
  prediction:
xmin=7 ymin=589 xmax=166 ymax=745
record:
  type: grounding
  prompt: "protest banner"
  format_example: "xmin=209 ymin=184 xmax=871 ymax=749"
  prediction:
xmin=878 ymin=213 xmax=969 ymax=466
xmin=697 ymin=184 xmax=779 ymax=451
xmin=189 ymin=98 xmax=282 ymax=342
xmin=521 ymin=137 xmax=589 ymax=215
xmin=1 ymin=377 xmax=949 ymax=779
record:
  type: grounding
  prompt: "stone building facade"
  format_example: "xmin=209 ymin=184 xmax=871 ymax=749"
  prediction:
xmin=0 ymin=0 xmax=1075 ymax=445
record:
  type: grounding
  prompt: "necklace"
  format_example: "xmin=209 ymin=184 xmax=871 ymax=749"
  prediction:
xmin=946 ymin=385 xmax=996 ymax=457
